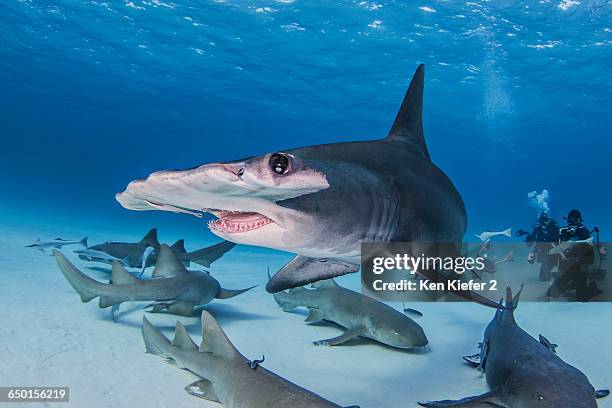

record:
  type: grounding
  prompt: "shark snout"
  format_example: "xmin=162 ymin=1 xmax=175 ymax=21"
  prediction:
xmin=398 ymin=332 xmax=429 ymax=349
xmin=149 ymin=162 xmax=243 ymax=186
xmin=377 ymin=320 xmax=429 ymax=350
xmin=115 ymin=162 xmax=250 ymax=213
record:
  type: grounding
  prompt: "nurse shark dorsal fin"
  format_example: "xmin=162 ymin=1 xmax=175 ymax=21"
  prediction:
xmin=496 ymin=285 xmax=524 ymax=323
xmin=199 ymin=311 xmax=239 ymax=359
xmin=170 ymin=239 xmax=187 ymax=255
xmin=139 ymin=228 xmax=160 ymax=246
xmin=505 ymin=284 xmax=523 ymax=310
xmin=110 ymin=261 xmax=140 ymax=285
xmin=171 ymin=321 xmax=198 ymax=351
xmin=152 ymin=244 xmax=189 ymax=278
xmin=386 ymin=63 xmax=430 ymax=161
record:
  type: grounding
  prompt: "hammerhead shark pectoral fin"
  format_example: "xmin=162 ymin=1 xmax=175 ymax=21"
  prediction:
xmin=185 ymin=379 xmax=220 ymax=403
xmin=418 ymin=391 xmax=506 ymax=407
xmin=266 ymin=255 xmax=359 ymax=293
xmin=313 ymin=327 xmax=365 ymax=347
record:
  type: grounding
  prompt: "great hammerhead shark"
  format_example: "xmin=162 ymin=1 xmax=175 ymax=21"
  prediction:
xmin=142 ymin=311 xmax=359 ymax=407
xmin=115 ymin=65 xmax=499 ymax=307
xmin=419 ymin=287 xmax=609 ymax=408
xmin=84 ymin=228 xmax=236 ymax=268
xmin=53 ymin=245 xmax=254 ymax=317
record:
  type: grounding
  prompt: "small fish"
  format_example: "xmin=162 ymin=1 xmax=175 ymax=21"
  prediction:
xmin=474 ymin=228 xmax=512 ymax=242
xmin=26 ymin=237 xmax=88 ymax=251
xmin=549 ymin=237 xmax=594 ymax=259
xmin=138 ymin=246 xmax=155 ymax=277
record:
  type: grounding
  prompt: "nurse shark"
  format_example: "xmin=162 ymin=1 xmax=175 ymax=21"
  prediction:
xmin=116 ymin=64 xmax=499 ymax=307
xmin=142 ymin=312 xmax=359 ymax=408
xmin=87 ymin=228 xmax=236 ymax=268
xmin=419 ymin=287 xmax=609 ymax=407
xmin=53 ymin=245 xmax=254 ymax=317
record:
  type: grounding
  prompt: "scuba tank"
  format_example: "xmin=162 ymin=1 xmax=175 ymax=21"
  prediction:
xmin=590 ymin=227 xmax=606 ymax=282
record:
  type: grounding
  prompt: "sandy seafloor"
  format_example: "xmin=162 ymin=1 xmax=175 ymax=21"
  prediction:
xmin=1 ymin=221 xmax=611 ymax=408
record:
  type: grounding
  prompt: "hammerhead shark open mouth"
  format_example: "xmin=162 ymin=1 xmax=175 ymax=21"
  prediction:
xmin=206 ymin=210 xmax=273 ymax=234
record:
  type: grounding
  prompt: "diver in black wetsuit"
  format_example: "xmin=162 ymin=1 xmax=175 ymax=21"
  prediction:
xmin=547 ymin=209 xmax=601 ymax=302
xmin=516 ymin=212 xmax=560 ymax=281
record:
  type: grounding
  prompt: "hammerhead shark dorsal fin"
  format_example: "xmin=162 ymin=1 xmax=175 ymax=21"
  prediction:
xmin=386 ymin=63 xmax=430 ymax=161
xmin=170 ymin=239 xmax=187 ymax=254
xmin=171 ymin=321 xmax=198 ymax=351
xmin=140 ymin=228 xmax=160 ymax=246
xmin=152 ymin=244 xmax=189 ymax=278
xmin=199 ymin=311 xmax=239 ymax=359
xmin=110 ymin=261 xmax=140 ymax=285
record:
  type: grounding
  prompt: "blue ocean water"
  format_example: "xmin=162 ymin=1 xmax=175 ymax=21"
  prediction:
xmin=1 ymin=0 xmax=611 ymax=239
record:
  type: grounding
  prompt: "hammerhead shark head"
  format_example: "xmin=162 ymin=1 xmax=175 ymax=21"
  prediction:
xmin=116 ymin=65 xmax=501 ymax=307
xmin=419 ymin=287 xmax=609 ymax=407
xmin=142 ymin=312 xmax=359 ymax=407
xmin=53 ymin=245 xmax=254 ymax=317
xmin=273 ymin=277 xmax=428 ymax=349
xmin=86 ymin=228 xmax=236 ymax=268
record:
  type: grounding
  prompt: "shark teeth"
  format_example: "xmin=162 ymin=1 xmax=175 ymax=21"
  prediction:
xmin=207 ymin=211 xmax=273 ymax=234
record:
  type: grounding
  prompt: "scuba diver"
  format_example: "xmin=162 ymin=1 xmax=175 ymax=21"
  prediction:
xmin=546 ymin=209 xmax=603 ymax=302
xmin=516 ymin=212 xmax=560 ymax=281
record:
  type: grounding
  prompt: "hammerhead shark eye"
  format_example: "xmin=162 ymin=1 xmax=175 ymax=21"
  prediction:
xmin=269 ymin=153 xmax=291 ymax=175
